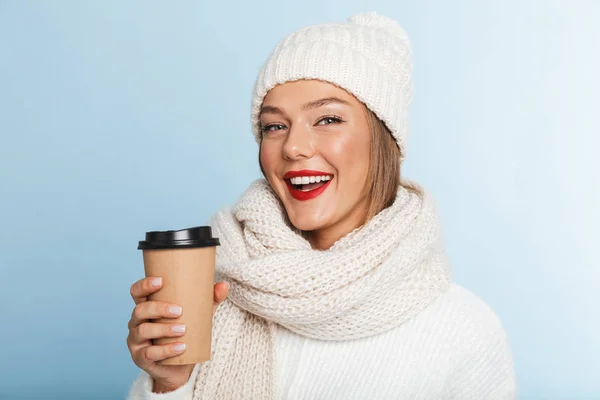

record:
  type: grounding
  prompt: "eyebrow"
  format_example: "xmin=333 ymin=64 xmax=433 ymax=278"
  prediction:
xmin=259 ymin=96 xmax=351 ymax=117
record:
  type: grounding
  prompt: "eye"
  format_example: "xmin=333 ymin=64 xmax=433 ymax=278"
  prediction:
xmin=261 ymin=123 xmax=286 ymax=134
xmin=316 ymin=116 xmax=343 ymax=126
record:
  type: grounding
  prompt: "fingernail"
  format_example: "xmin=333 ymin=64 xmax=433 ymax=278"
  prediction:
xmin=174 ymin=343 xmax=186 ymax=352
xmin=168 ymin=305 xmax=182 ymax=316
xmin=172 ymin=324 xmax=186 ymax=333
xmin=151 ymin=277 xmax=162 ymax=287
xmin=224 ymin=282 xmax=230 ymax=291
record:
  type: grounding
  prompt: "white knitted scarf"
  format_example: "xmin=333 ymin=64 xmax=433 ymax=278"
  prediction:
xmin=192 ymin=179 xmax=452 ymax=399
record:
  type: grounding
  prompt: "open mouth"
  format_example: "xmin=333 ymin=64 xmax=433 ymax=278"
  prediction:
xmin=287 ymin=175 xmax=332 ymax=192
xmin=282 ymin=171 xmax=334 ymax=201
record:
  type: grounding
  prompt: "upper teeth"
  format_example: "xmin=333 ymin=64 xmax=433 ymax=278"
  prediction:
xmin=290 ymin=175 xmax=332 ymax=185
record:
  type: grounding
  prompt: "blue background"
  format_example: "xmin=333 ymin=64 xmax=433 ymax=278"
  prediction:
xmin=1 ymin=1 xmax=599 ymax=399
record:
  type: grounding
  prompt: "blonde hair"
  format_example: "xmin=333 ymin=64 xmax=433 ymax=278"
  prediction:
xmin=361 ymin=107 xmax=401 ymax=223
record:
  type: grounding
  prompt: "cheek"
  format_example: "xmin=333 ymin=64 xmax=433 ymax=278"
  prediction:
xmin=260 ymin=142 xmax=277 ymax=176
xmin=260 ymin=143 xmax=281 ymax=185
xmin=326 ymin=132 xmax=370 ymax=181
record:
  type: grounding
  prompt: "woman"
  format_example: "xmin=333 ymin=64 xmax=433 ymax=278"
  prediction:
xmin=127 ymin=12 xmax=516 ymax=399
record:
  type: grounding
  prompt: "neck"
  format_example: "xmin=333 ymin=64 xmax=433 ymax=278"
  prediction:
xmin=304 ymin=199 xmax=368 ymax=250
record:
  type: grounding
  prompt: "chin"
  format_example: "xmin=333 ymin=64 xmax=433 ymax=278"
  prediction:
xmin=286 ymin=210 xmax=331 ymax=232
xmin=271 ymin=181 xmax=334 ymax=232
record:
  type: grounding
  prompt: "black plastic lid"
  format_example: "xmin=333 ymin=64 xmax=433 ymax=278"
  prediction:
xmin=138 ymin=226 xmax=220 ymax=250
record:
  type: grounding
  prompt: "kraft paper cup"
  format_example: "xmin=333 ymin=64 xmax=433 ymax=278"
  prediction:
xmin=138 ymin=226 xmax=220 ymax=365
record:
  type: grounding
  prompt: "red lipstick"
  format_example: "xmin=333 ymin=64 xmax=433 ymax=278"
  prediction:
xmin=283 ymin=170 xmax=333 ymax=201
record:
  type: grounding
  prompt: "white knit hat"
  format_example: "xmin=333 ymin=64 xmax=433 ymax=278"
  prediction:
xmin=250 ymin=11 xmax=413 ymax=160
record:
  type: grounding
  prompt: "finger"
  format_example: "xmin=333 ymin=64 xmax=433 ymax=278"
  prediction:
xmin=127 ymin=330 xmax=151 ymax=353
xmin=130 ymin=301 xmax=183 ymax=329
xmin=132 ymin=322 xmax=186 ymax=342
xmin=212 ymin=282 xmax=229 ymax=315
xmin=130 ymin=277 xmax=163 ymax=305
xmin=142 ymin=342 xmax=187 ymax=362
xmin=214 ymin=281 xmax=230 ymax=304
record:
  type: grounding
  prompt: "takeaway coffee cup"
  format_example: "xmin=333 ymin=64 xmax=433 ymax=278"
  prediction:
xmin=138 ymin=226 xmax=220 ymax=365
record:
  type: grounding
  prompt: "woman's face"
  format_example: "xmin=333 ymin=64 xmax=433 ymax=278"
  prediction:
xmin=259 ymin=80 xmax=371 ymax=237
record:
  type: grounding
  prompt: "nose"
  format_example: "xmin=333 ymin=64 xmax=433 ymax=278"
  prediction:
xmin=282 ymin=123 xmax=316 ymax=161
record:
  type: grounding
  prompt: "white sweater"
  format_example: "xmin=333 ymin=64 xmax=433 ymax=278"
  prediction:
xmin=127 ymin=283 xmax=516 ymax=399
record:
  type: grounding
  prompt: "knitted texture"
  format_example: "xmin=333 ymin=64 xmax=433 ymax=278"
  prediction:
xmin=190 ymin=179 xmax=452 ymax=399
xmin=127 ymin=285 xmax=517 ymax=399
xmin=250 ymin=11 xmax=413 ymax=160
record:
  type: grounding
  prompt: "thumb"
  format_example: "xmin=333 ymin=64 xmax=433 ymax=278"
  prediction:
xmin=214 ymin=281 xmax=230 ymax=304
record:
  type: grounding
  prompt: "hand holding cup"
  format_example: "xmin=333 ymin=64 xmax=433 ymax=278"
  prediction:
xmin=126 ymin=277 xmax=229 ymax=392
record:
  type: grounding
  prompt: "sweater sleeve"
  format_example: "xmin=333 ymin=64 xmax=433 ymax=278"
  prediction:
xmin=126 ymin=363 xmax=201 ymax=400
xmin=444 ymin=296 xmax=517 ymax=400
